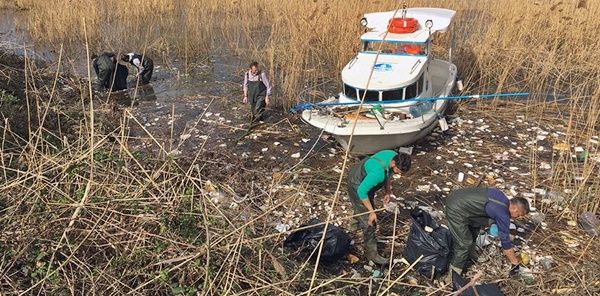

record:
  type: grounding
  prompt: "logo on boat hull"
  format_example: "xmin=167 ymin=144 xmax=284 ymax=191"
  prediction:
xmin=374 ymin=63 xmax=392 ymax=72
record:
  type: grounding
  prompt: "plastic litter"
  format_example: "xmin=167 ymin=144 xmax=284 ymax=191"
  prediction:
xmin=578 ymin=211 xmax=599 ymax=236
xmin=489 ymin=224 xmax=498 ymax=237
xmin=538 ymin=256 xmax=553 ymax=270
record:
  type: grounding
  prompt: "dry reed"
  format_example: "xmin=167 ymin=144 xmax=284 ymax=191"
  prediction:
xmin=0 ymin=0 xmax=599 ymax=294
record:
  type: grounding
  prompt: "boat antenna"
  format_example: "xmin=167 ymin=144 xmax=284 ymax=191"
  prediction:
xmin=401 ymin=1 xmax=407 ymax=19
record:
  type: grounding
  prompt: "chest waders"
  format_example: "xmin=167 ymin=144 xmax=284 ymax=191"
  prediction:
xmin=347 ymin=156 xmax=390 ymax=265
xmin=445 ymin=188 xmax=508 ymax=273
xmin=94 ymin=55 xmax=116 ymax=91
xmin=247 ymin=71 xmax=267 ymax=121
xmin=139 ymin=56 xmax=154 ymax=84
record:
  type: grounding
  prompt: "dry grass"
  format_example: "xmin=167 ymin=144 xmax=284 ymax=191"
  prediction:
xmin=0 ymin=0 xmax=599 ymax=294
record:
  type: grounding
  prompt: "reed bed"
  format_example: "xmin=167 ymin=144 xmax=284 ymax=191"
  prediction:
xmin=0 ymin=0 xmax=599 ymax=294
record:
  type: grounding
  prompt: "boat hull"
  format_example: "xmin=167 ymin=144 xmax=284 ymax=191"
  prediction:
xmin=331 ymin=108 xmax=444 ymax=154
xmin=301 ymin=60 xmax=456 ymax=154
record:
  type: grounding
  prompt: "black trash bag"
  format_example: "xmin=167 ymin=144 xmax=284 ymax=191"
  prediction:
xmin=402 ymin=208 xmax=453 ymax=279
xmin=111 ymin=64 xmax=129 ymax=91
xmin=452 ymin=271 xmax=505 ymax=296
xmin=284 ymin=218 xmax=350 ymax=263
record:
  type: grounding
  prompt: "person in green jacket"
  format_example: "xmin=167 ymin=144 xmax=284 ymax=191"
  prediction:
xmin=92 ymin=52 xmax=117 ymax=91
xmin=347 ymin=150 xmax=411 ymax=264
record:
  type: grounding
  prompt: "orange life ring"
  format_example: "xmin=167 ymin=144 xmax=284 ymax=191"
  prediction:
xmin=387 ymin=17 xmax=418 ymax=34
xmin=404 ymin=45 xmax=421 ymax=54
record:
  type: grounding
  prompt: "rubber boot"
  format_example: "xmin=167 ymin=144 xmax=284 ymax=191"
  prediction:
xmin=446 ymin=264 xmax=463 ymax=284
xmin=364 ymin=239 xmax=388 ymax=265
xmin=349 ymin=219 xmax=359 ymax=231
xmin=363 ymin=225 xmax=388 ymax=265
xmin=468 ymin=244 xmax=488 ymax=263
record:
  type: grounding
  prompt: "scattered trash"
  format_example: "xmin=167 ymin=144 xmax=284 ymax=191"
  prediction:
xmin=538 ymin=256 xmax=553 ymax=270
xmin=291 ymin=152 xmax=301 ymax=158
xmin=416 ymin=185 xmax=431 ymax=192
xmin=276 ymin=222 xmax=290 ymax=233
xmin=489 ymin=224 xmax=498 ymax=237
xmin=372 ymin=270 xmax=382 ymax=278
xmin=204 ymin=180 xmax=216 ymax=191
xmin=517 ymin=267 xmax=536 ymax=284
xmin=562 ymin=237 xmax=579 ymax=247
xmin=578 ymin=211 xmax=600 ymax=236
xmin=347 ymin=254 xmax=359 ymax=264
xmin=531 ymin=213 xmax=545 ymax=225
xmin=384 ymin=201 xmax=398 ymax=213
xmin=458 ymin=172 xmax=465 ymax=182
xmin=363 ymin=265 xmax=373 ymax=272
xmin=545 ymin=191 xmax=564 ymax=204
xmin=476 ymin=232 xmax=493 ymax=248
xmin=520 ymin=252 xmax=530 ymax=265
xmin=552 ymin=143 xmax=569 ymax=151
xmin=577 ymin=150 xmax=588 ymax=162
xmin=407 ymin=275 xmax=419 ymax=286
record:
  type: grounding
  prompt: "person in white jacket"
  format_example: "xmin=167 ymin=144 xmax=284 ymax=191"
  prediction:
xmin=121 ymin=53 xmax=154 ymax=84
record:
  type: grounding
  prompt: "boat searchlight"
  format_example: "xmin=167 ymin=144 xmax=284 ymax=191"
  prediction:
xmin=360 ymin=17 xmax=368 ymax=27
xmin=425 ymin=19 xmax=433 ymax=29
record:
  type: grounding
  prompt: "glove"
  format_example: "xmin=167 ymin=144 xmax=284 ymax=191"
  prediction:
xmin=509 ymin=264 xmax=522 ymax=277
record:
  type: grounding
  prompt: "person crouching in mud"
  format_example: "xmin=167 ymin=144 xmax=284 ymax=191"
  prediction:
xmin=445 ymin=187 xmax=530 ymax=278
xmin=92 ymin=52 xmax=128 ymax=92
xmin=347 ymin=150 xmax=411 ymax=265
xmin=121 ymin=53 xmax=154 ymax=85
xmin=242 ymin=61 xmax=272 ymax=123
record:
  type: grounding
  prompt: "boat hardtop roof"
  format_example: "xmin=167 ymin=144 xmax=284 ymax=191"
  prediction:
xmin=362 ymin=7 xmax=456 ymax=42
xmin=342 ymin=54 xmax=426 ymax=90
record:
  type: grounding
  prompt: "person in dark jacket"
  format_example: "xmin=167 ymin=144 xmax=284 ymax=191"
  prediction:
xmin=347 ymin=150 xmax=411 ymax=265
xmin=121 ymin=53 xmax=154 ymax=84
xmin=444 ymin=187 xmax=530 ymax=276
xmin=92 ymin=52 xmax=116 ymax=91
xmin=242 ymin=61 xmax=272 ymax=122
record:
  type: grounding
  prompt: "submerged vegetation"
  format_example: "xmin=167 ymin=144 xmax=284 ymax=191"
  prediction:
xmin=0 ymin=0 xmax=598 ymax=294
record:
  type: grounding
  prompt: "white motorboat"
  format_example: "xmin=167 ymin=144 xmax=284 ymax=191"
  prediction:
xmin=299 ymin=7 xmax=459 ymax=154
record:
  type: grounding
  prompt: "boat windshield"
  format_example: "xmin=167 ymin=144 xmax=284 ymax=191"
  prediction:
xmin=361 ymin=41 xmax=426 ymax=56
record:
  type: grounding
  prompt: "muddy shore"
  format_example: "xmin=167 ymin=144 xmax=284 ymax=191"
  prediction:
xmin=1 ymin=40 xmax=599 ymax=296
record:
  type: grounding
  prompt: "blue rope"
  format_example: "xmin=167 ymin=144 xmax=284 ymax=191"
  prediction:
xmin=291 ymin=92 xmax=530 ymax=112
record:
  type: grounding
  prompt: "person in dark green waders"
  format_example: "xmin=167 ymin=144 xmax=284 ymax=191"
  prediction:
xmin=242 ymin=61 xmax=272 ymax=122
xmin=92 ymin=52 xmax=116 ymax=91
xmin=92 ymin=52 xmax=128 ymax=92
xmin=121 ymin=53 xmax=154 ymax=84
xmin=444 ymin=187 xmax=530 ymax=278
xmin=348 ymin=150 xmax=411 ymax=265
